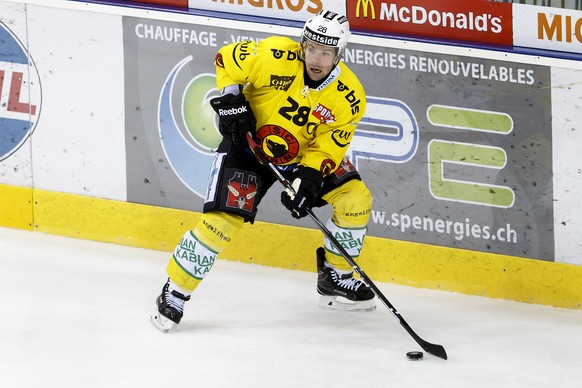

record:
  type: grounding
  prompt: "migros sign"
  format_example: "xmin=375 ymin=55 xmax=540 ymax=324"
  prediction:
xmin=209 ymin=0 xmax=322 ymax=12
xmin=513 ymin=4 xmax=582 ymax=54
xmin=189 ymin=0 xmax=345 ymax=21
xmin=538 ymin=12 xmax=582 ymax=43
xmin=348 ymin=0 xmax=512 ymax=46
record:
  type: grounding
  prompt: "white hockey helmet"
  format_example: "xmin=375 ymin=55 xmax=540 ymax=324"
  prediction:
xmin=300 ymin=10 xmax=351 ymax=64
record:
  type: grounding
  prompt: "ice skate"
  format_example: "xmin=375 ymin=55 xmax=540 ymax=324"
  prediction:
xmin=316 ymin=247 xmax=376 ymax=312
xmin=150 ymin=279 xmax=190 ymax=333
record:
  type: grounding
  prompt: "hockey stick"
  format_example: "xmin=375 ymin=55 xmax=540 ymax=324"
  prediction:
xmin=246 ymin=132 xmax=448 ymax=360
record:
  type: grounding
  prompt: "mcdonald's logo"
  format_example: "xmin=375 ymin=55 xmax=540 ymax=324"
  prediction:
xmin=356 ymin=0 xmax=376 ymax=19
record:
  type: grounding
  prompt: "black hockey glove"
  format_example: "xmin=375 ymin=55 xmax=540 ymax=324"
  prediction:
xmin=281 ymin=166 xmax=323 ymax=219
xmin=210 ymin=93 xmax=256 ymax=146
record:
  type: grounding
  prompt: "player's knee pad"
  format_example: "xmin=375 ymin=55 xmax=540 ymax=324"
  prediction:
xmin=322 ymin=179 xmax=372 ymax=228
xmin=167 ymin=212 xmax=244 ymax=292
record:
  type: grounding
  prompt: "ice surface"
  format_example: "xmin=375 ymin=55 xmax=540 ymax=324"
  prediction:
xmin=1 ymin=227 xmax=581 ymax=387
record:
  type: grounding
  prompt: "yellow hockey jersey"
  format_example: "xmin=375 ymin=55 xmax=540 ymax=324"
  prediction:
xmin=214 ymin=36 xmax=366 ymax=176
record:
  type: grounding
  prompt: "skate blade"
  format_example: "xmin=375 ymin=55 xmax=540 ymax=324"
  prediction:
xmin=150 ymin=312 xmax=175 ymax=333
xmin=318 ymin=295 xmax=376 ymax=312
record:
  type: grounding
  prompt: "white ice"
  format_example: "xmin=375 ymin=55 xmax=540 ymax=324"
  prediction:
xmin=0 ymin=226 xmax=581 ymax=388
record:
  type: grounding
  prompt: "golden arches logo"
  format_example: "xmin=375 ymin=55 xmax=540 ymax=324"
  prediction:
xmin=356 ymin=0 xmax=376 ymax=19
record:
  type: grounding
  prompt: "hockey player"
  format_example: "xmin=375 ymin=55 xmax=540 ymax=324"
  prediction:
xmin=151 ymin=10 xmax=375 ymax=333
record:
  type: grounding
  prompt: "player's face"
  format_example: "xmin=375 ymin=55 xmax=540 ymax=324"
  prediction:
xmin=303 ymin=41 xmax=336 ymax=82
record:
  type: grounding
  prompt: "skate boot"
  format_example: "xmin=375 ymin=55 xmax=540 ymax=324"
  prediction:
xmin=316 ymin=247 xmax=376 ymax=312
xmin=150 ymin=279 xmax=191 ymax=333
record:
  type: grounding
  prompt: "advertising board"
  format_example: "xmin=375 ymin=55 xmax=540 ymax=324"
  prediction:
xmin=188 ymin=0 xmax=344 ymax=22
xmin=0 ymin=2 xmax=37 ymax=187
xmin=514 ymin=3 xmax=582 ymax=54
xmin=347 ymin=0 xmax=513 ymax=46
xmin=123 ymin=16 xmax=553 ymax=261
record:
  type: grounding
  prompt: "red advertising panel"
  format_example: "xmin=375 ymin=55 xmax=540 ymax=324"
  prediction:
xmin=347 ymin=0 xmax=513 ymax=46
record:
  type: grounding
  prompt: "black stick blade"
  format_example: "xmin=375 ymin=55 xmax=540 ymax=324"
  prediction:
xmin=397 ymin=308 xmax=448 ymax=360
xmin=420 ymin=340 xmax=448 ymax=360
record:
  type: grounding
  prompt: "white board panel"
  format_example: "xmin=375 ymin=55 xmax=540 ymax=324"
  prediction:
xmin=551 ymin=67 xmax=582 ymax=264
xmin=26 ymin=5 xmax=127 ymax=200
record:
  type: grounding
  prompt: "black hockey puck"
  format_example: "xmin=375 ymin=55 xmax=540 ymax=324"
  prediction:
xmin=406 ymin=351 xmax=423 ymax=361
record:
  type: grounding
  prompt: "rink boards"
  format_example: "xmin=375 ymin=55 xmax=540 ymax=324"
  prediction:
xmin=1 ymin=0 xmax=582 ymax=309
